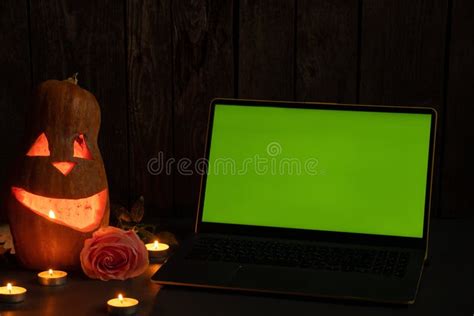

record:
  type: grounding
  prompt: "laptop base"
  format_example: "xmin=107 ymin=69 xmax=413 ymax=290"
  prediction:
xmin=152 ymin=234 xmax=425 ymax=304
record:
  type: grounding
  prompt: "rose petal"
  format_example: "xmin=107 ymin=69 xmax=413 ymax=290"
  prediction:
xmin=80 ymin=226 xmax=149 ymax=280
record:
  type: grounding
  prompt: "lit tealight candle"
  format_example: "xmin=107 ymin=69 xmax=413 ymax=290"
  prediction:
xmin=0 ymin=283 xmax=27 ymax=303
xmin=145 ymin=240 xmax=170 ymax=262
xmin=107 ymin=293 xmax=139 ymax=315
xmin=37 ymin=269 xmax=68 ymax=286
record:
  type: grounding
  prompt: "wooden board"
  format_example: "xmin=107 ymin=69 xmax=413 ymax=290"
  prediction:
xmin=127 ymin=0 xmax=174 ymax=216
xmin=29 ymin=0 xmax=129 ymax=207
xmin=172 ymin=0 xmax=234 ymax=217
xmin=359 ymin=0 xmax=448 ymax=216
xmin=360 ymin=0 xmax=447 ymax=107
xmin=239 ymin=0 xmax=295 ymax=100
xmin=439 ymin=0 xmax=474 ymax=217
xmin=296 ymin=0 xmax=358 ymax=103
xmin=0 ymin=0 xmax=31 ymax=219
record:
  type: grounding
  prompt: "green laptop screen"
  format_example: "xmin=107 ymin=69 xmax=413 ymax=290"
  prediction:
xmin=202 ymin=104 xmax=432 ymax=238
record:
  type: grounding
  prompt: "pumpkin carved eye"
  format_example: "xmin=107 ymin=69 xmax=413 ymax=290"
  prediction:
xmin=73 ymin=134 xmax=92 ymax=160
xmin=27 ymin=133 xmax=50 ymax=156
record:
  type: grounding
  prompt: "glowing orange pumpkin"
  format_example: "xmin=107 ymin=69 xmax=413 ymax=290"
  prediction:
xmin=7 ymin=75 xmax=109 ymax=270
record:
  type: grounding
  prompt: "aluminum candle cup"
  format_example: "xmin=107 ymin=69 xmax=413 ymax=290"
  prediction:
xmin=37 ymin=269 xmax=68 ymax=286
xmin=107 ymin=294 xmax=139 ymax=315
xmin=0 ymin=283 xmax=27 ymax=303
xmin=145 ymin=240 xmax=170 ymax=263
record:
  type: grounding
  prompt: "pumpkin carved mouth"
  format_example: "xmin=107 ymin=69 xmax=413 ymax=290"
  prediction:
xmin=12 ymin=187 xmax=108 ymax=233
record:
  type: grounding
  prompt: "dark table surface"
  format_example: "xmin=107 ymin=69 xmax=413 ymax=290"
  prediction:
xmin=1 ymin=218 xmax=473 ymax=316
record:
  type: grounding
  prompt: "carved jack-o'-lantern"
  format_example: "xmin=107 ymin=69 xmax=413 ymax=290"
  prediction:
xmin=7 ymin=75 xmax=109 ymax=270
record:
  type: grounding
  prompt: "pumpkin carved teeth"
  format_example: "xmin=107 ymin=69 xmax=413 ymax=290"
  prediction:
xmin=11 ymin=187 xmax=108 ymax=233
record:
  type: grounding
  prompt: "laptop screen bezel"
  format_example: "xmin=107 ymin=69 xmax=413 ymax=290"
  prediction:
xmin=195 ymin=98 xmax=437 ymax=250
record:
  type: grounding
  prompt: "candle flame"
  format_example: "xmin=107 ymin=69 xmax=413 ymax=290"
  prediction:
xmin=118 ymin=293 xmax=124 ymax=304
xmin=48 ymin=210 xmax=56 ymax=219
xmin=7 ymin=283 xmax=12 ymax=294
xmin=48 ymin=269 xmax=54 ymax=276
xmin=153 ymin=240 xmax=159 ymax=250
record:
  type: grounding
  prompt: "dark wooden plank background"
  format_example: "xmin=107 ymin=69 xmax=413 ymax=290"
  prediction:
xmin=440 ymin=0 xmax=474 ymax=217
xmin=127 ymin=0 xmax=174 ymax=214
xmin=239 ymin=0 xmax=295 ymax=100
xmin=296 ymin=0 xmax=358 ymax=103
xmin=0 ymin=0 xmax=472 ymax=220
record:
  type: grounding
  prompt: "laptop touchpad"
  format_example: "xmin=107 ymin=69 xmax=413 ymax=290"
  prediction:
xmin=230 ymin=265 xmax=316 ymax=292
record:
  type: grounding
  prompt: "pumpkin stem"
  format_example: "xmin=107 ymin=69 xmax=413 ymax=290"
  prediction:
xmin=65 ymin=73 xmax=79 ymax=85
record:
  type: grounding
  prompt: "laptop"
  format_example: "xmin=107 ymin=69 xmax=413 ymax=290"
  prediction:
xmin=152 ymin=99 xmax=436 ymax=304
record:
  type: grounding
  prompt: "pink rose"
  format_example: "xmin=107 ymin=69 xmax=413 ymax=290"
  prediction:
xmin=80 ymin=226 xmax=149 ymax=281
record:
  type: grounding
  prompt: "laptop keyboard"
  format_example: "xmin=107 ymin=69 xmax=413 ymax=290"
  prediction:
xmin=186 ymin=237 xmax=410 ymax=278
